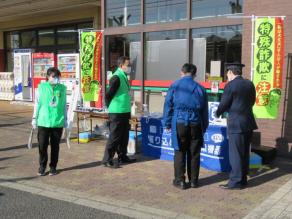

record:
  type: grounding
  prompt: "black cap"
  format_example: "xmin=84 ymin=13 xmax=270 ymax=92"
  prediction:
xmin=225 ymin=62 xmax=245 ymax=75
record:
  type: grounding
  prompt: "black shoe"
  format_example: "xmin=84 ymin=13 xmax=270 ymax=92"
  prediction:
xmin=173 ymin=180 xmax=186 ymax=190
xmin=49 ymin=168 xmax=58 ymax=176
xmin=241 ymin=181 xmax=248 ymax=187
xmin=190 ymin=181 xmax=199 ymax=188
xmin=37 ymin=168 xmax=46 ymax=176
xmin=103 ymin=161 xmax=119 ymax=169
xmin=219 ymin=183 xmax=243 ymax=190
xmin=118 ymin=156 xmax=137 ymax=164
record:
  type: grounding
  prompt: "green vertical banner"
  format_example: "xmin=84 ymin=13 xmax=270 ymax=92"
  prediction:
xmin=80 ymin=32 xmax=102 ymax=102
xmin=253 ymin=17 xmax=284 ymax=119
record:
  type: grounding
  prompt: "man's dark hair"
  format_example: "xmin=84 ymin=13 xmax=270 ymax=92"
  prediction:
xmin=226 ymin=63 xmax=245 ymax=76
xmin=229 ymin=66 xmax=242 ymax=76
xmin=46 ymin=67 xmax=61 ymax=80
xmin=181 ymin=63 xmax=190 ymax=74
xmin=117 ymin=56 xmax=130 ymax=67
xmin=189 ymin=64 xmax=197 ymax=77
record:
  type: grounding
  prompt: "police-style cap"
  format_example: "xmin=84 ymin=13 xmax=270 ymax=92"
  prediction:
xmin=225 ymin=62 xmax=245 ymax=74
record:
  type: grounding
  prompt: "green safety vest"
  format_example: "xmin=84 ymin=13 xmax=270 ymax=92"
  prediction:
xmin=108 ymin=68 xmax=131 ymax=113
xmin=37 ymin=82 xmax=66 ymax=128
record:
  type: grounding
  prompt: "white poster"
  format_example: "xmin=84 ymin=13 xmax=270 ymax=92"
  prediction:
xmin=193 ymin=38 xmax=207 ymax=82
xmin=208 ymin=102 xmax=227 ymax=126
xmin=13 ymin=53 xmax=22 ymax=100
xmin=58 ymin=53 xmax=80 ymax=104
xmin=13 ymin=51 xmax=32 ymax=101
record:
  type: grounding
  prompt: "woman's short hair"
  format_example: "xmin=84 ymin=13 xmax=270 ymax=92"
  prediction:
xmin=46 ymin=67 xmax=61 ymax=80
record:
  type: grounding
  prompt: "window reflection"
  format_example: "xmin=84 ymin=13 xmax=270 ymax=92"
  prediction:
xmin=57 ymin=26 xmax=76 ymax=45
xmin=38 ymin=29 xmax=55 ymax=46
xmin=192 ymin=0 xmax=243 ymax=19
xmin=21 ymin=31 xmax=37 ymax=48
xmin=106 ymin=0 xmax=141 ymax=27
xmin=6 ymin=33 xmax=19 ymax=49
xmin=106 ymin=33 xmax=142 ymax=109
xmin=192 ymin=25 xmax=242 ymax=80
xmin=145 ymin=30 xmax=187 ymax=80
xmin=145 ymin=0 xmax=187 ymax=24
xmin=106 ymin=34 xmax=141 ymax=80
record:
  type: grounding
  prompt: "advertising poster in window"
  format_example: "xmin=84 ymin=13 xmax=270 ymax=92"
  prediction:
xmin=253 ymin=17 xmax=284 ymax=119
xmin=80 ymin=32 xmax=102 ymax=102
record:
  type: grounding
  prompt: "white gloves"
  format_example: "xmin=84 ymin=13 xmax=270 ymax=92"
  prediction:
xmin=31 ymin=118 xmax=37 ymax=129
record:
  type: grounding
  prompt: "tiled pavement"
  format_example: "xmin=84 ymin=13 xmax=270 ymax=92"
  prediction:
xmin=244 ymin=176 xmax=292 ymax=219
xmin=0 ymin=101 xmax=292 ymax=219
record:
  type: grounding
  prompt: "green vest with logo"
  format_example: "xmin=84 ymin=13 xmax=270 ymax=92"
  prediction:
xmin=37 ymin=82 xmax=66 ymax=128
xmin=108 ymin=68 xmax=131 ymax=113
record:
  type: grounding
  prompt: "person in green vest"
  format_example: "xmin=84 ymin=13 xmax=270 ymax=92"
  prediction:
xmin=31 ymin=67 xmax=67 ymax=176
xmin=102 ymin=56 xmax=136 ymax=168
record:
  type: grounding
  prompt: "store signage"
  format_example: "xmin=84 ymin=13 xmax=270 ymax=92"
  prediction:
xmin=80 ymin=31 xmax=102 ymax=101
xmin=210 ymin=81 xmax=219 ymax=93
xmin=201 ymin=126 xmax=231 ymax=172
xmin=208 ymin=102 xmax=227 ymax=126
xmin=253 ymin=17 xmax=284 ymax=119
xmin=211 ymin=133 xmax=224 ymax=143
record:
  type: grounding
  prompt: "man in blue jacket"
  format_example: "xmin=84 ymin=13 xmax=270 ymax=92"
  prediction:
xmin=163 ymin=63 xmax=209 ymax=190
xmin=216 ymin=63 xmax=258 ymax=190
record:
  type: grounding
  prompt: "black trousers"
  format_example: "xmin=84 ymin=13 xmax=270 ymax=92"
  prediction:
xmin=174 ymin=123 xmax=203 ymax=183
xmin=228 ymin=131 xmax=253 ymax=187
xmin=37 ymin=127 xmax=63 ymax=170
xmin=102 ymin=115 xmax=130 ymax=162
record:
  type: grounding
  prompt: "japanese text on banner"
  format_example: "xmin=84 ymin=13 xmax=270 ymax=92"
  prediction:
xmin=80 ymin=32 xmax=102 ymax=102
xmin=253 ymin=17 xmax=284 ymax=119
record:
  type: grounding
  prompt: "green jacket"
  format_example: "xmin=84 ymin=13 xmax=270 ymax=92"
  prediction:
xmin=108 ymin=68 xmax=131 ymax=113
xmin=36 ymin=82 xmax=67 ymax=128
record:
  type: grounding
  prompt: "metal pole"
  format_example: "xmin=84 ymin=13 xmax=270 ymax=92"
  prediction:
xmin=78 ymin=29 xmax=83 ymax=107
xmin=250 ymin=15 xmax=255 ymax=81
xmin=124 ymin=0 xmax=127 ymax=27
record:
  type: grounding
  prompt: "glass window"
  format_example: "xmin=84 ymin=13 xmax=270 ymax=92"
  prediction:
xmin=57 ymin=26 xmax=76 ymax=45
xmin=145 ymin=30 xmax=187 ymax=113
xmin=145 ymin=30 xmax=187 ymax=80
xmin=106 ymin=0 xmax=141 ymax=27
xmin=38 ymin=29 xmax=55 ymax=46
xmin=57 ymin=49 xmax=77 ymax=54
xmin=5 ymin=33 xmax=19 ymax=49
xmin=21 ymin=31 xmax=37 ymax=47
xmin=78 ymin=22 xmax=93 ymax=30
xmin=106 ymin=33 xmax=141 ymax=80
xmin=192 ymin=0 xmax=243 ymax=19
xmin=6 ymin=52 xmax=13 ymax=72
xmin=145 ymin=0 xmax=187 ymax=24
xmin=106 ymin=33 xmax=142 ymax=107
xmin=192 ymin=25 xmax=242 ymax=81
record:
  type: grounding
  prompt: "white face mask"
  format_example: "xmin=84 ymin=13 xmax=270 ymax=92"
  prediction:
xmin=125 ymin=67 xmax=131 ymax=74
xmin=50 ymin=77 xmax=59 ymax=85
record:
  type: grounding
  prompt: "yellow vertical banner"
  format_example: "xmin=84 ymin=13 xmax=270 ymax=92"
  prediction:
xmin=253 ymin=18 xmax=284 ymax=119
xmin=80 ymin=32 xmax=102 ymax=102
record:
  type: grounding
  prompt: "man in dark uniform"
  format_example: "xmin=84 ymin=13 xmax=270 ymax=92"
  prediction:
xmin=216 ymin=63 xmax=258 ymax=190
xmin=102 ymin=56 xmax=136 ymax=168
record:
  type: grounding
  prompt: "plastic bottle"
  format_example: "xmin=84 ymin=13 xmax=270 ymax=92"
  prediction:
xmin=143 ymin=104 xmax=149 ymax=116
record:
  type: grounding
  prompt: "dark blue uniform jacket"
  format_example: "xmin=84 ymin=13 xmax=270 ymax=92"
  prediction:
xmin=216 ymin=76 xmax=258 ymax=134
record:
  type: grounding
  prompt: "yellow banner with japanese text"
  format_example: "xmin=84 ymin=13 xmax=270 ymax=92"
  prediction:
xmin=253 ymin=17 xmax=284 ymax=119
